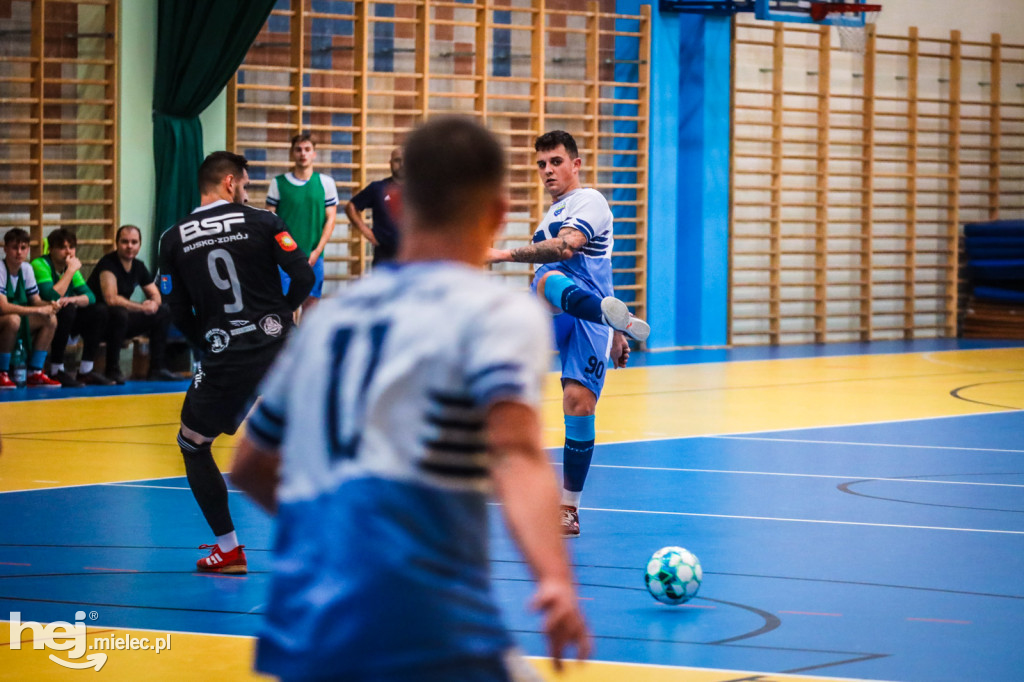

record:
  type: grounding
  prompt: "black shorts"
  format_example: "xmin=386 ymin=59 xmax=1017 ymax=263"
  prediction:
xmin=180 ymin=350 xmax=280 ymax=439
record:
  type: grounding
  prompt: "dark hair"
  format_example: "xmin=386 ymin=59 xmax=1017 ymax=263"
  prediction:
xmin=47 ymin=228 xmax=77 ymax=251
xmin=198 ymin=151 xmax=249 ymax=194
xmin=290 ymin=132 xmax=315 ymax=149
xmin=535 ymin=130 xmax=578 ymax=159
xmin=403 ymin=116 xmax=505 ymax=227
xmin=115 ymin=224 xmax=141 ymax=244
xmin=4 ymin=228 xmax=30 ymax=247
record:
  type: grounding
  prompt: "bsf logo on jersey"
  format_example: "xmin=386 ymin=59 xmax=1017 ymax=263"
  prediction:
xmin=553 ymin=202 xmax=566 ymax=217
xmin=275 ymin=232 xmax=298 ymax=251
xmin=179 ymin=213 xmax=246 ymax=243
xmin=159 ymin=274 xmax=172 ymax=295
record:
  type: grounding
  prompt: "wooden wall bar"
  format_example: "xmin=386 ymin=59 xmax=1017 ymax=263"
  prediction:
xmin=228 ymin=0 xmax=650 ymax=321
xmin=0 ymin=0 xmax=119 ymax=265
xmin=731 ymin=16 xmax=1024 ymax=344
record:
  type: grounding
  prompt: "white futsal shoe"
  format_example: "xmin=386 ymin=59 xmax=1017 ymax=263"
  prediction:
xmin=600 ymin=296 xmax=650 ymax=343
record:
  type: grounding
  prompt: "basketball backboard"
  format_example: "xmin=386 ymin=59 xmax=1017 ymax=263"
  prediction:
xmin=755 ymin=0 xmax=871 ymax=26
xmin=659 ymin=0 xmax=874 ymax=27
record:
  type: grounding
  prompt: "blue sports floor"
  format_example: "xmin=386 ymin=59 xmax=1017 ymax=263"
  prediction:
xmin=1 ymin=338 xmax=1022 ymax=681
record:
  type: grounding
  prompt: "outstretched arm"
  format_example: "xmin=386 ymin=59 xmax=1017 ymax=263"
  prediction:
xmin=488 ymin=400 xmax=590 ymax=670
xmin=488 ymin=226 xmax=586 ymax=264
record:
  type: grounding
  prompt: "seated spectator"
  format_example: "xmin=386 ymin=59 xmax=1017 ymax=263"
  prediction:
xmin=86 ymin=225 xmax=176 ymax=384
xmin=0 ymin=228 xmax=60 ymax=388
xmin=31 ymin=228 xmax=113 ymax=387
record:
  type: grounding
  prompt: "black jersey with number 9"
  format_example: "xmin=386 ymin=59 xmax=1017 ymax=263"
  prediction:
xmin=159 ymin=200 xmax=314 ymax=365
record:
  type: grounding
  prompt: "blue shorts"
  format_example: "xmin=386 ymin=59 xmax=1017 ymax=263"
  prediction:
xmin=552 ymin=312 xmax=613 ymax=400
xmin=531 ymin=267 xmax=612 ymax=400
xmin=280 ymin=256 xmax=324 ymax=299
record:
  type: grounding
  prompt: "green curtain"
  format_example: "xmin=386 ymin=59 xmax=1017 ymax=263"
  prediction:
xmin=152 ymin=0 xmax=277 ymax=262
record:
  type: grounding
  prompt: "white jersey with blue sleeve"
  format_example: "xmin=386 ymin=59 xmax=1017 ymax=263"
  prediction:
xmin=246 ymin=261 xmax=552 ymax=680
xmin=532 ymin=187 xmax=614 ymax=298
xmin=0 ymin=260 xmax=39 ymax=298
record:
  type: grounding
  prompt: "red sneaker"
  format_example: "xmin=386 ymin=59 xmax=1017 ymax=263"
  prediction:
xmin=26 ymin=370 xmax=60 ymax=387
xmin=196 ymin=544 xmax=247 ymax=574
xmin=560 ymin=505 xmax=580 ymax=538
xmin=0 ymin=371 xmax=15 ymax=389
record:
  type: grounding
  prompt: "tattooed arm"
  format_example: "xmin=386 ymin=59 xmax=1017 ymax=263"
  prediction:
xmin=488 ymin=227 xmax=587 ymax=264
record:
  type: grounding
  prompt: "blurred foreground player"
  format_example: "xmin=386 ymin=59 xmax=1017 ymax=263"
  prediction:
xmin=232 ymin=117 xmax=590 ymax=680
xmin=159 ymin=151 xmax=314 ymax=574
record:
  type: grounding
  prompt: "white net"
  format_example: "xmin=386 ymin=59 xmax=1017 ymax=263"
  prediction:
xmin=836 ymin=10 xmax=879 ymax=53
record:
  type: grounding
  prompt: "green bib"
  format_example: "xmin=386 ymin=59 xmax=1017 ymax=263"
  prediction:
xmin=274 ymin=173 xmax=326 ymax=255
xmin=6 ymin=265 xmax=32 ymax=346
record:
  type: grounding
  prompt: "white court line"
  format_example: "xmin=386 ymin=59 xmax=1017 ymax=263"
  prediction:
xmin=596 ymin=408 xmax=1024 ymax=449
xmin=715 ymin=435 xmax=1024 ymax=455
xmin=921 ymin=351 xmax=1024 ymax=374
xmin=578 ymin=464 xmax=1024 ymax=488
xmin=101 ymin=482 xmax=242 ymax=493
xmin=582 ymin=506 xmax=1024 ymax=536
xmin=0 ymin=474 xmax=185 ymax=495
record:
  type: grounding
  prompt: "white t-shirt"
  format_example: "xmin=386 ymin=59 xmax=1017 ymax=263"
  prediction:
xmin=0 ymin=259 xmax=39 ymax=299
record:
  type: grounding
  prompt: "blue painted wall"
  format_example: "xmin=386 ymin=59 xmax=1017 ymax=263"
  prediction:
xmin=644 ymin=3 xmax=730 ymax=348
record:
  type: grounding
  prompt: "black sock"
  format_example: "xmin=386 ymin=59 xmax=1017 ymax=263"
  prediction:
xmin=177 ymin=430 xmax=234 ymax=537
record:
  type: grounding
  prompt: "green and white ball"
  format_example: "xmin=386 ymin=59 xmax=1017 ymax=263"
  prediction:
xmin=644 ymin=546 xmax=702 ymax=605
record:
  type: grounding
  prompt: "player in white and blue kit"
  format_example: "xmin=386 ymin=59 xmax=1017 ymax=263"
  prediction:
xmin=489 ymin=131 xmax=649 ymax=537
xmin=232 ymin=117 xmax=590 ymax=681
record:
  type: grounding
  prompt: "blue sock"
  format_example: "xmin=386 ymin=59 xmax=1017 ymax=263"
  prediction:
xmin=543 ymin=272 xmax=603 ymax=324
xmin=29 ymin=350 xmax=48 ymax=372
xmin=0 ymin=353 xmax=9 ymax=372
xmin=562 ymin=414 xmax=596 ymax=494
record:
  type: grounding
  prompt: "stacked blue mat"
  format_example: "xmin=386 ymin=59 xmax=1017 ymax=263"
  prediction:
xmin=964 ymin=220 xmax=1024 ymax=303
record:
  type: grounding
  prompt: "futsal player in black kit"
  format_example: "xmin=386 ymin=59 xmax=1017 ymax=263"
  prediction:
xmin=159 ymin=151 xmax=314 ymax=574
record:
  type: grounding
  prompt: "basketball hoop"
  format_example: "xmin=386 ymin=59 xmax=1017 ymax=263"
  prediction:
xmin=810 ymin=2 xmax=881 ymax=54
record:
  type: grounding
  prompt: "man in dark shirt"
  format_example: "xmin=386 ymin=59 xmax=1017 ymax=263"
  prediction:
xmin=86 ymin=225 xmax=174 ymax=384
xmin=159 ymin=150 xmax=314 ymax=574
xmin=345 ymin=146 xmax=403 ymax=267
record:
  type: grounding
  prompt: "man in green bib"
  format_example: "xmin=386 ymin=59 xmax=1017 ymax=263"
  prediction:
xmin=266 ymin=133 xmax=338 ymax=313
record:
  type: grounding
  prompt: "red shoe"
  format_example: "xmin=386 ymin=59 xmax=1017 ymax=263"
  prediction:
xmin=560 ymin=505 xmax=580 ymax=538
xmin=196 ymin=544 xmax=247 ymax=574
xmin=26 ymin=370 xmax=60 ymax=387
xmin=0 ymin=372 xmax=15 ymax=389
